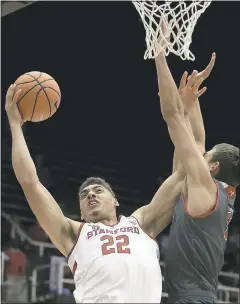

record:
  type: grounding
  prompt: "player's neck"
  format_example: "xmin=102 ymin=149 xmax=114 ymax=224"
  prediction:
xmin=100 ymin=215 xmax=119 ymax=226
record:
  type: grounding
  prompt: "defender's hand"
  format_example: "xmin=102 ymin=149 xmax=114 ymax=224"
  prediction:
xmin=179 ymin=52 xmax=216 ymax=111
xmin=179 ymin=71 xmax=206 ymax=111
xmin=5 ymin=84 xmax=23 ymax=125
xmin=156 ymin=20 xmax=171 ymax=57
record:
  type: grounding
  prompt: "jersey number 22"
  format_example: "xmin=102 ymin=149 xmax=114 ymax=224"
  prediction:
xmin=100 ymin=235 xmax=131 ymax=255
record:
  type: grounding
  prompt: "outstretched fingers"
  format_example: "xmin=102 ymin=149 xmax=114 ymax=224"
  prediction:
xmin=193 ymin=77 xmax=204 ymax=91
xmin=202 ymin=52 xmax=216 ymax=79
xmin=6 ymin=84 xmax=16 ymax=106
xmin=187 ymin=70 xmax=198 ymax=88
xmin=196 ymin=86 xmax=207 ymax=99
xmin=5 ymin=84 xmax=21 ymax=109
xmin=13 ymin=89 xmax=22 ymax=104
xmin=179 ymin=71 xmax=188 ymax=92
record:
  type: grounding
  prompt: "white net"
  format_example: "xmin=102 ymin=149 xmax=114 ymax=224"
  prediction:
xmin=133 ymin=1 xmax=211 ymax=61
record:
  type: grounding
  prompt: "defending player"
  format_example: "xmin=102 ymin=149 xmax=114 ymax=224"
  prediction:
xmin=155 ymin=49 xmax=239 ymax=303
xmin=6 ymin=84 xmax=187 ymax=302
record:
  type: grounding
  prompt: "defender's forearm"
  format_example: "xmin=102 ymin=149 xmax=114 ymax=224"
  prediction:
xmin=188 ymin=100 xmax=206 ymax=153
xmin=155 ymin=54 xmax=184 ymax=119
xmin=172 ymin=113 xmax=195 ymax=173
xmin=10 ymin=123 xmax=38 ymax=185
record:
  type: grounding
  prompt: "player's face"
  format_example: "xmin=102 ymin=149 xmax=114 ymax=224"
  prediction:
xmin=79 ymin=184 xmax=118 ymax=223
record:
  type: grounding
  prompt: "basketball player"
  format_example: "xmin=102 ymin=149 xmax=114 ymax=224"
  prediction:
xmin=155 ymin=49 xmax=239 ymax=303
xmin=5 ymin=53 xmax=226 ymax=302
xmin=6 ymin=84 xmax=189 ymax=302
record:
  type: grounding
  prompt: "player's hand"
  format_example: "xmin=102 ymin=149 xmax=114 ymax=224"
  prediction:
xmin=5 ymin=84 xmax=24 ymax=126
xmin=179 ymin=70 xmax=206 ymax=111
xmin=156 ymin=19 xmax=170 ymax=57
xmin=179 ymin=53 xmax=215 ymax=111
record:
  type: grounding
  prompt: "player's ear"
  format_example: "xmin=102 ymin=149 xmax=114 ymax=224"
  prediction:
xmin=114 ymin=198 xmax=119 ymax=207
xmin=210 ymin=161 xmax=220 ymax=176
xmin=81 ymin=214 xmax=84 ymax=221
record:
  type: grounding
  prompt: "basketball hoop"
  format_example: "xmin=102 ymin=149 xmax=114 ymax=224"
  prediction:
xmin=133 ymin=1 xmax=212 ymax=61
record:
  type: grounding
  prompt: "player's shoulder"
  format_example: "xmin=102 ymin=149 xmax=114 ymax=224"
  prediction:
xmin=214 ymin=179 xmax=236 ymax=204
xmin=122 ymin=215 xmax=139 ymax=226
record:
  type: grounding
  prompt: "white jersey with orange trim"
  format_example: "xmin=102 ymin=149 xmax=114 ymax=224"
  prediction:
xmin=67 ymin=215 xmax=162 ymax=303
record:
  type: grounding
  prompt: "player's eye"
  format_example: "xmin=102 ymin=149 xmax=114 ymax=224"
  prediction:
xmin=96 ymin=188 xmax=102 ymax=193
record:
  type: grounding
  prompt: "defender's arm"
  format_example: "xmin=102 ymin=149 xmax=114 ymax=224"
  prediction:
xmin=172 ymin=53 xmax=216 ymax=173
xmin=181 ymin=54 xmax=215 ymax=153
xmin=155 ymin=53 xmax=217 ymax=217
xmin=172 ymin=77 xmax=206 ymax=173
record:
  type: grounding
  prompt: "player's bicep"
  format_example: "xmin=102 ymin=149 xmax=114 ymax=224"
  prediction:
xmin=167 ymin=114 xmax=213 ymax=186
xmin=22 ymin=182 xmax=73 ymax=256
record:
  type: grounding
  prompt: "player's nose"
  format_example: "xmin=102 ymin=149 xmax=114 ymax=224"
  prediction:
xmin=87 ymin=192 xmax=96 ymax=200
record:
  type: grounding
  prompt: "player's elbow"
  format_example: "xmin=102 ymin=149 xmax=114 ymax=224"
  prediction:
xmin=159 ymin=88 xmax=183 ymax=119
xmin=13 ymin=161 xmax=39 ymax=186
xmin=19 ymin=176 xmax=40 ymax=189
xmin=164 ymin=112 xmax=184 ymax=129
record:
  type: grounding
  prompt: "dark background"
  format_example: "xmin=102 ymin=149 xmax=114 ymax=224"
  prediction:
xmin=2 ymin=1 xmax=240 ymax=220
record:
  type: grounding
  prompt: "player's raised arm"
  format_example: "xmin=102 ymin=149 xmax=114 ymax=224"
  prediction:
xmin=180 ymin=53 xmax=216 ymax=152
xmin=5 ymin=85 xmax=79 ymax=257
xmin=155 ymin=51 xmax=217 ymax=217
xmin=172 ymin=56 xmax=215 ymax=173
xmin=171 ymin=71 xmax=207 ymax=173
xmin=132 ymin=67 xmax=203 ymax=237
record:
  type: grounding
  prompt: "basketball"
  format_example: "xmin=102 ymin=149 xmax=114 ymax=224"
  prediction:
xmin=14 ymin=71 xmax=61 ymax=122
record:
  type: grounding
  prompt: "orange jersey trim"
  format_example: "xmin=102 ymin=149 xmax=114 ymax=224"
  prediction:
xmin=131 ymin=216 xmax=159 ymax=245
xmin=72 ymin=261 xmax=78 ymax=276
xmin=67 ymin=222 xmax=85 ymax=262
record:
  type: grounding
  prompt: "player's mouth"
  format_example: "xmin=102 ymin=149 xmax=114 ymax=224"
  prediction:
xmin=88 ymin=199 xmax=100 ymax=208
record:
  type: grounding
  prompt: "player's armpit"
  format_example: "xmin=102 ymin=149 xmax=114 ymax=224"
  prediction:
xmin=22 ymin=182 xmax=77 ymax=257
xmin=131 ymin=170 xmax=184 ymax=238
xmin=183 ymin=178 xmax=218 ymax=218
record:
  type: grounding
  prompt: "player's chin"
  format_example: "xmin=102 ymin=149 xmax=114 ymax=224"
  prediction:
xmin=88 ymin=207 xmax=102 ymax=220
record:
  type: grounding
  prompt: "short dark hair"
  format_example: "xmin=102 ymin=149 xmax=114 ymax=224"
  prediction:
xmin=78 ymin=177 xmax=115 ymax=197
xmin=211 ymin=143 xmax=239 ymax=187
